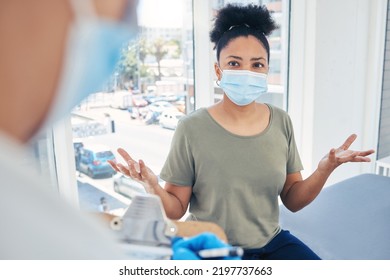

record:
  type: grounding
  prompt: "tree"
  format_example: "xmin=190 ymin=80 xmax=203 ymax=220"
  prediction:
xmin=116 ymin=42 xmax=138 ymax=90
xmin=138 ymin=37 xmax=148 ymax=66
xmin=149 ymin=38 xmax=168 ymax=81
xmin=169 ymin=39 xmax=182 ymax=59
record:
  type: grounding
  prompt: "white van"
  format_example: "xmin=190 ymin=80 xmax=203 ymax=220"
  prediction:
xmin=110 ymin=91 xmax=132 ymax=110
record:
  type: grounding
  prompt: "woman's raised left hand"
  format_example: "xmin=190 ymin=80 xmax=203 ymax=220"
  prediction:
xmin=318 ymin=134 xmax=375 ymax=175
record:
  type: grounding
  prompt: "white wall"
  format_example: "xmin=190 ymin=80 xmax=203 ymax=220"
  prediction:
xmin=288 ymin=0 xmax=387 ymax=185
xmin=193 ymin=0 xmax=215 ymax=109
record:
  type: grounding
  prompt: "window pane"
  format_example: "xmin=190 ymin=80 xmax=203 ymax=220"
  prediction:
xmin=72 ymin=0 xmax=194 ymax=215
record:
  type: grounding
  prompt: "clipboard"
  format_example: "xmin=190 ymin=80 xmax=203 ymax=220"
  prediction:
xmin=110 ymin=193 xmax=178 ymax=259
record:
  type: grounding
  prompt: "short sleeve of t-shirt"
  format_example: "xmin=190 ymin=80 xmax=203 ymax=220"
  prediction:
xmin=285 ymin=114 xmax=303 ymax=174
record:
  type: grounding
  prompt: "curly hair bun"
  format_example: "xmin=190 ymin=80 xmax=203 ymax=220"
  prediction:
xmin=210 ymin=4 xmax=278 ymax=45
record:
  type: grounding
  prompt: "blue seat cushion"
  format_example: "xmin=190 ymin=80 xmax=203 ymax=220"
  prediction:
xmin=280 ymin=173 xmax=390 ymax=259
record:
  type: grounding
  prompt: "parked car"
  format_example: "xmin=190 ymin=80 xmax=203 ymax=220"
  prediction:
xmin=113 ymin=174 xmax=145 ymax=199
xmin=148 ymin=101 xmax=175 ymax=114
xmin=144 ymin=110 xmax=160 ymax=125
xmin=159 ymin=109 xmax=185 ymax=130
xmin=143 ymin=101 xmax=177 ymax=124
xmin=142 ymin=94 xmax=161 ymax=104
xmin=131 ymin=94 xmax=148 ymax=107
xmin=113 ymin=173 xmax=165 ymax=199
xmin=158 ymin=93 xmax=179 ymax=103
xmin=77 ymin=144 xmax=116 ymax=178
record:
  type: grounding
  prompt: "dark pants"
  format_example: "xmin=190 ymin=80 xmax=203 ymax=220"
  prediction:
xmin=242 ymin=230 xmax=321 ymax=260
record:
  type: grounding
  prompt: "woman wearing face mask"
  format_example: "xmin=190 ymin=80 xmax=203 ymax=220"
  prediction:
xmin=110 ymin=4 xmax=374 ymax=260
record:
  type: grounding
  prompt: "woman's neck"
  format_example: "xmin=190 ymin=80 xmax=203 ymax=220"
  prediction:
xmin=216 ymin=95 xmax=260 ymax=122
xmin=207 ymin=95 xmax=270 ymax=137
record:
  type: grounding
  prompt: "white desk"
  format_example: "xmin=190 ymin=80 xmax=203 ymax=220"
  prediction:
xmin=376 ymin=156 xmax=390 ymax=176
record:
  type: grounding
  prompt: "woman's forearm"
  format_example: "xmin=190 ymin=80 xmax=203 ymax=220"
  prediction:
xmin=151 ymin=184 xmax=187 ymax=220
xmin=282 ymin=169 xmax=332 ymax=212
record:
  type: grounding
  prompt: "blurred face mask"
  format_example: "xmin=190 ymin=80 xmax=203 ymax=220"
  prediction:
xmin=36 ymin=0 xmax=138 ymax=137
xmin=218 ymin=68 xmax=268 ymax=106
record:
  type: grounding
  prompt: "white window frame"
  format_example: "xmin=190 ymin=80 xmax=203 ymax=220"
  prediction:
xmin=193 ymin=0 xmax=216 ymax=109
xmin=52 ymin=118 xmax=80 ymax=208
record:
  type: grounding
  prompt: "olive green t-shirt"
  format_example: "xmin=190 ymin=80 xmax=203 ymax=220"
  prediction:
xmin=160 ymin=104 xmax=303 ymax=249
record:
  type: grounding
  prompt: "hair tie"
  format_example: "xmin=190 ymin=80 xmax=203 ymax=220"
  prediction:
xmin=227 ymin=23 xmax=250 ymax=31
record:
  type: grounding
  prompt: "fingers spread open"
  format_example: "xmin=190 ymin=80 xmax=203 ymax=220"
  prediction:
xmin=329 ymin=148 xmax=336 ymax=161
xmin=337 ymin=151 xmax=359 ymax=163
xmin=117 ymin=163 xmax=130 ymax=176
xmin=107 ymin=160 xmax=120 ymax=172
xmin=118 ymin=148 xmax=136 ymax=163
xmin=351 ymin=156 xmax=371 ymax=162
xmin=357 ymin=149 xmax=375 ymax=157
xmin=128 ymin=161 xmax=142 ymax=180
xmin=339 ymin=134 xmax=357 ymax=150
xmin=139 ymin=160 xmax=149 ymax=179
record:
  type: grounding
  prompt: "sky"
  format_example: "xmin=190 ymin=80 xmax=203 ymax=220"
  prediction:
xmin=137 ymin=0 xmax=184 ymax=28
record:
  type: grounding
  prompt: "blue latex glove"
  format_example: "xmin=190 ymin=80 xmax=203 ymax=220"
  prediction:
xmin=171 ymin=232 xmax=241 ymax=260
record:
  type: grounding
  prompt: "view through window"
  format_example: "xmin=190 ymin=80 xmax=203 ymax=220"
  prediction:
xmin=71 ymin=0 xmax=194 ymax=215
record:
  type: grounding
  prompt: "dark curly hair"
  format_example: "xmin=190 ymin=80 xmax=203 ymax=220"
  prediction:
xmin=209 ymin=4 xmax=278 ymax=62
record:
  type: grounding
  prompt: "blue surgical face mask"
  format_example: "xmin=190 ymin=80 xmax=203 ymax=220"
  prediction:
xmin=218 ymin=69 xmax=268 ymax=106
xmin=36 ymin=0 xmax=139 ymax=137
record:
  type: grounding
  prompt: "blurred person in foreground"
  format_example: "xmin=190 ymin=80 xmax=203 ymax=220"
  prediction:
xmin=0 ymin=0 xmax=236 ymax=260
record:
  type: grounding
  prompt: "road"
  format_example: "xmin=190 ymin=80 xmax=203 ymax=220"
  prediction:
xmin=74 ymin=106 xmax=175 ymax=211
xmin=75 ymin=106 xmax=175 ymax=173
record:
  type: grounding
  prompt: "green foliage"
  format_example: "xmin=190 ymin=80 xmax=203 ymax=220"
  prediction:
xmin=117 ymin=43 xmax=138 ymax=85
xmin=112 ymin=36 xmax=182 ymax=90
xmin=149 ymin=37 xmax=169 ymax=81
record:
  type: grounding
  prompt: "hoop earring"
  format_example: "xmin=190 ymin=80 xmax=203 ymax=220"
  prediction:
xmin=216 ymin=80 xmax=220 ymax=86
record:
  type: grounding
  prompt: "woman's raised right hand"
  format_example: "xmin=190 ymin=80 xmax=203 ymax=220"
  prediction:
xmin=108 ymin=148 xmax=159 ymax=194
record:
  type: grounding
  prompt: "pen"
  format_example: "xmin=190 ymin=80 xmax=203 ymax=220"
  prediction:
xmin=197 ymin=246 xmax=243 ymax=259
